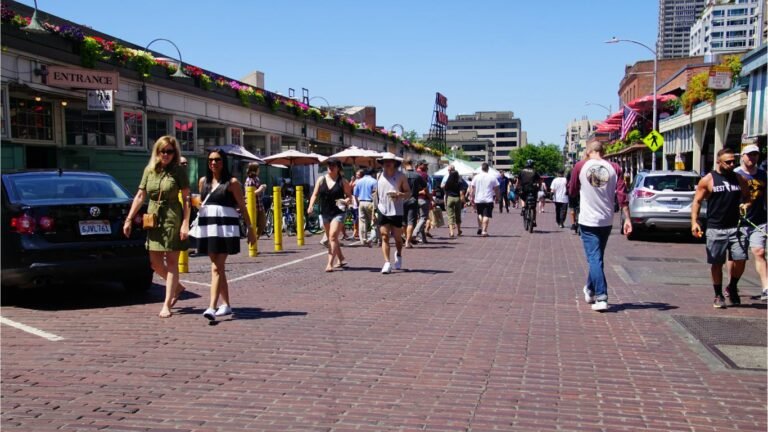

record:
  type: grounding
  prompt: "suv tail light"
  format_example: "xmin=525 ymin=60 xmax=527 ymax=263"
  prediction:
xmin=10 ymin=214 xmax=36 ymax=234
xmin=633 ymin=189 xmax=656 ymax=199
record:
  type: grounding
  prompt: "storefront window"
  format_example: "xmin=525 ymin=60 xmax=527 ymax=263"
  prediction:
xmin=65 ymin=107 xmax=116 ymax=146
xmin=1 ymin=87 xmax=7 ymax=138
xmin=123 ymin=110 xmax=143 ymax=148
xmin=174 ymin=118 xmax=195 ymax=153
xmin=198 ymin=124 xmax=225 ymax=150
xmin=230 ymin=127 xmax=243 ymax=146
xmin=147 ymin=115 xmax=168 ymax=146
xmin=9 ymin=97 xmax=54 ymax=141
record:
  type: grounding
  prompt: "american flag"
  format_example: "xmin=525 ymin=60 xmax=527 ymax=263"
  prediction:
xmin=620 ymin=105 xmax=638 ymax=140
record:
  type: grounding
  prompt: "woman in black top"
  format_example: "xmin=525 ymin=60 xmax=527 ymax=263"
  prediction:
xmin=308 ymin=158 xmax=353 ymax=272
xmin=442 ymin=169 xmax=465 ymax=238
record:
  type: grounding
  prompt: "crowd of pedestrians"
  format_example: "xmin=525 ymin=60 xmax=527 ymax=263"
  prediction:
xmin=125 ymin=136 xmax=765 ymax=320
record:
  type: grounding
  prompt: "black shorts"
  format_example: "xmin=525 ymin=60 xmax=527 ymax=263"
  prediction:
xmin=378 ymin=214 xmax=403 ymax=228
xmin=476 ymin=202 xmax=494 ymax=218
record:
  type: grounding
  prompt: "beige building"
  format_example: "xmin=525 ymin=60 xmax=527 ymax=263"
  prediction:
xmin=447 ymin=111 xmax=525 ymax=170
xmin=564 ymin=117 xmax=599 ymax=166
xmin=446 ymin=130 xmax=492 ymax=163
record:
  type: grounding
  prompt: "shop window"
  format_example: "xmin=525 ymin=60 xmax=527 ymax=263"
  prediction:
xmin=1 ymin=87 xmax=8 ymax=139
xmin=198 ymin=124 xmax=225 ymax=150
xmin=174 ymin=118 xmax=196 ymax=153
xmin=230 ymin=127 xmax=243 ymax=146
xmin=123 ymin=110 xmax=144 ymax=148
xmin=9 ymin=97 xmax=54 ymax=141
xmin=147 ymin=115 xmax=169 ymax=146
xmin=65 ymin=107 xmax=116 ymax=146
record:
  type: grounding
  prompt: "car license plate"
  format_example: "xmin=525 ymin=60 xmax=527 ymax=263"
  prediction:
xmin=79 ymin=220 xmax=112 ymax=236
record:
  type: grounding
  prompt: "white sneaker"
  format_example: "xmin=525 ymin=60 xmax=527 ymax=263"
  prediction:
xmin=761 ymin=289 xmax=768 ymax=301
xmin=381 ymin=262 xmax=392 ymax=274
xmin=583 ymin=286 xmax=595 ymax=304
xmin=591 ymin=301 xmax=608 ymax=312
xmin=202 ymin=307 xmax=216 ymax=321
xmin=215 ymin=304 xmax=232 ymax=316
xmin=394 ymin=254 xmax=402 ymax=270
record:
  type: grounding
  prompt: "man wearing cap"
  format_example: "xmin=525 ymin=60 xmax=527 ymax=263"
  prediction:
xmin=734 ymin=144 xmax=767 ymax=301
xmin=376 ymin=153 xmax=411 ymax=274
xmin=402 ymin=159 xmax=428 ymax=248
xmin=415 ymin=160 xmax=433 ymax=243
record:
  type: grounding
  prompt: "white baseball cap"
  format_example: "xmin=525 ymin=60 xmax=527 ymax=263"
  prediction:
xmin=741 ymin=144 xmax=760 ymax=155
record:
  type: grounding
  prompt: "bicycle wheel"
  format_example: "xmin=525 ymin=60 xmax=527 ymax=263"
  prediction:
xmin=286 ymin=213 xmax=297 ymax=236
xmin=523 ymin=208 xmax=530 ymax=231
xmin=305 ymin=213 xmax=322 ymax=234
xmin=263 ymin=209 xmax=274 ymax=238
xmin=528 ymin=208 xmax=535 ymax=233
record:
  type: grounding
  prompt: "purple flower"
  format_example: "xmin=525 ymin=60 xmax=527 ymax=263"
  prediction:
xmin=58 ymin=25 xmax=85 ymax=42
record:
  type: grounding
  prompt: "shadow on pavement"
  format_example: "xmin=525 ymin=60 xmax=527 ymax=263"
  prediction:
xmin=628 ymin=231 xmax=704 ymax=244
xmin=1 ymin=282 xmax=200 ymax=311
xmin=175 ymin=306 xmax=307 ymax=321
xmin=607 ymin=302 xmax=679 ymax=312
xmin=733 ymin=302 xmax=767 ymax=310
xmin=340 ymin=266 xmax=453 ymax=275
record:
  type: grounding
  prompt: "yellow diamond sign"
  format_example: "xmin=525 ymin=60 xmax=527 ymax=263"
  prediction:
xmin=643 ymin=130 xmax=664 ymax=152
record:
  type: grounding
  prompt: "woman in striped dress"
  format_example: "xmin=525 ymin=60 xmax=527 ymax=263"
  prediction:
xmin=191 ymin=149 xmax=256 ymax=321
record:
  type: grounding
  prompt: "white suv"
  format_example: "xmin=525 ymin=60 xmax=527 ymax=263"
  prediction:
xmin=621 ymin=170 xmax=705 ymax=240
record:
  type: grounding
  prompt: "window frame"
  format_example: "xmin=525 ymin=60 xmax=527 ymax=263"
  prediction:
xmin=8 ymin=94 xmax=58 ymax=145
xmin=62 ymin=102 xmax=118 ymax=148
xmin=119 ymin=107 xmax=146 ymax=151
xmin=173 ymin=116 xmax=197 ymax=154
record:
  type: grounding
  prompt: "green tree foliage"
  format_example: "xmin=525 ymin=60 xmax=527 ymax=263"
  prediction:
xmin=508 ymin=141 xmax=564 ymax=175
xmin=682 ymin=72 xmax=715 ymax=114
xmin=402 ymin=129 xmax=421 ymax=143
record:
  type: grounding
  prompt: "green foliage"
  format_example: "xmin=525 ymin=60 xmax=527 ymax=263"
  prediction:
xmin=237 ymin=89 xmax=250 ymax=108
xmin=508 ymin=141 xmax=563 ymax=175
xmin=625 ymin=129 xmax=642 ymax=143
xmin=402 ymin=129 xmax=421 ymax=143
xmin=681 ymin=72 xmax=714 ymax=114
xmin=80 ymin=36 xmax=102 ymax=68
xmin=665 ymin=97 xmax=682 ymax=114
xmin=721 ymin=54 xmax=742 ymax=83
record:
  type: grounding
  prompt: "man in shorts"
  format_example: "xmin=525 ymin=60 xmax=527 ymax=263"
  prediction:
xmin=402 ymin=159 xmax=427 ymax=248
xmin=469 ymin=162 xmax=499 ymax=237
xmin=734 ymin=144 xmax=767 ymax=300
xmin=692 ymin=148 xmax=752 ymax=308
xmin=376 ymin=153 xmax=410 ymax=274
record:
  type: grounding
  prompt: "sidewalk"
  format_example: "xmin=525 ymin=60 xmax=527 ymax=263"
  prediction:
xmin=1 ymin=207 xmax=766 ymax=431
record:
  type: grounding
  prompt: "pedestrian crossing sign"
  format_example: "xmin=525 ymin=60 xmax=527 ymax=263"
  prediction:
xmin=643 ymin=130 xmax=664 ymax=152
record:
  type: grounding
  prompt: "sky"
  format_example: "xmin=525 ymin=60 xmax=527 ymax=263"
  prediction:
xmin=18 ymin=0 xmax=659 ymax=148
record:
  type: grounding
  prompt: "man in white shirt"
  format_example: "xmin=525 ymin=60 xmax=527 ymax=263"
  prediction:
xmin=568 ymin=141 xmax=632 ymax=312
xmin=468 ymin=163 xmax=499 ymax=237
xmin=549 ymin=171 xmax=569 ymax=228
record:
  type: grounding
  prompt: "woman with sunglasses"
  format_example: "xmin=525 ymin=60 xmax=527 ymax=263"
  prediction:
xmin=124 ymin=136 xmax=191 ymax=318
xmin=191 ymin=149 xmax=256 ymax=321
xmin=308 ymin=158 xmax=353 ymax=272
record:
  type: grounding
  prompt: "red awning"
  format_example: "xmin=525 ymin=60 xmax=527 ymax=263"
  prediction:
xmin=603 ymin=110 xmax=624 ymax=125
xmin=627 ymin=94 xmax=677 ymax=111
xmin=595 ymin=122 xmax=620 ymax=133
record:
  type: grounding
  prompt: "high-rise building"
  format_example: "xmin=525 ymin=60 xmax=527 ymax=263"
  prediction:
xmin=446 ymin=130 xmax=492 ymax=163
xmin=690 ymin=0 xmax=766 ymax=57
xmin=446 ymin=111 xmax=524 ymax=170
xmin=658 ymin=0 xmax=708 ymax=58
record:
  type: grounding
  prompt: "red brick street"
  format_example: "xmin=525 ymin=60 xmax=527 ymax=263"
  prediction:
xmin=2 ymin=211 xmax=766 ymax=431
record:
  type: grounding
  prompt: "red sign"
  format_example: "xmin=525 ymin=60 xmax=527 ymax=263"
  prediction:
xmin=437 ymin=112 xmax=448 ymax=126
xmin=435 ymin=92 xmax=448 ymax=109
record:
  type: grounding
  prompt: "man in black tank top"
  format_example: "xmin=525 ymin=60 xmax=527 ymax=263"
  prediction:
xmin=692 ymin=148 xmax=752 ymax=308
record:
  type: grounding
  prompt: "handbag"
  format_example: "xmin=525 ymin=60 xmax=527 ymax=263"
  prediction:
xmin=142 ymin=175 xmax=165 ymax=230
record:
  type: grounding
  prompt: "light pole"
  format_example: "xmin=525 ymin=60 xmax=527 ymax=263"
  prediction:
xmin=141 ymin=39 xmax=190 ymax=111
xmin=584 ymin=101 xmax=612 ymax=114
xmin=21 ymin=0 xmax=47 ymax=33
xmin=606 ymin=36 xmax=658 ymax=170
xmin=308 ymin=96 xmax=340 ymax=148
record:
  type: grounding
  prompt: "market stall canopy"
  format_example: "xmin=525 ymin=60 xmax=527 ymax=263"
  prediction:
xmin=328 ymin=146 xmax=380 ymax=167
xmin=627 ymin=94 xmax=677 ymax=111
xmin=204 ymin=144 xmax=264 ymax=162
xmin=474 ymin=165 xmax=500 ymax=177
xmin=434 ymin=159 xmax=476 ymax=177
xmin=262 ymin=149 xmax=322 ymax=166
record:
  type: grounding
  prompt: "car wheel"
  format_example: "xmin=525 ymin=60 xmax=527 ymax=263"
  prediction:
xmin=122 ymin=269 xmax=154 ymax=292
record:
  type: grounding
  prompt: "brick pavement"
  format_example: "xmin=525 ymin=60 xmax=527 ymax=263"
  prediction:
xmin=1 ymin=206 xmax=766 ymax=431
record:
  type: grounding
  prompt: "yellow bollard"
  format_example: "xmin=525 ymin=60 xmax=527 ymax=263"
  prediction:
xmin=296 ymin=186 xmax=305 ymax=247
xmin=246 ymin=186 xmax=258 ymax=257
xmin=178 ymin=191 xmax=189 ymax=273
xmin=273 ymin=186 xmax=283 ymax=252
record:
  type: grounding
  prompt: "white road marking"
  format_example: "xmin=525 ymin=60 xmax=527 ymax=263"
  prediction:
xmin=612 ymin=264 xmax=635 ymax=285
xmin=0 ymin=316 xmax=64 ymax=341
xmin=180 ymin=250 xmax=329 ymax=286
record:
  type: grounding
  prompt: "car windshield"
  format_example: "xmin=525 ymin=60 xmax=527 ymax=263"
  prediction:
xmin=643 ymin=175 xmax=697 ymax=192
xmin=8 ymin=174 xmax=131 ymax=202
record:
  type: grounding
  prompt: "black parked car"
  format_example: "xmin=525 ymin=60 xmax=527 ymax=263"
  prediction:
xmin=1 ymin=170 xmax=153 ymax=291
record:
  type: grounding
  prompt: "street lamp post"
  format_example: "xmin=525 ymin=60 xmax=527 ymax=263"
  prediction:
xmin=606 ymin=37 xmax=658 ymax=171
xmin=584 ymin=101 xmax=612 ymax=114
xmin=141 ymin=39 xmax=190 ymax=111
xmin=308 ymin=96 xmax=340 ymax=148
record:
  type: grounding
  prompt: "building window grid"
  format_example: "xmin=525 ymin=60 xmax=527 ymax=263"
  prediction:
xmin=122 ymin=110 xmax=144 ymax=149
xmin=174 ymin=117 xmax=196 ymax=153
xmin=0 ymin=86 xmax=9 ymax=139
xmin=64 ymin=107 xmax=117 ymax=147
xmin=9 ymin=97 xmax=54 ymax=142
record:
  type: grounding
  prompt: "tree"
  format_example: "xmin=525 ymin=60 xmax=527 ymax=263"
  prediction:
xmin=402 ymin=129 xmax=421 ymax=143
xmin=508 ymin=141 xmax=564 ymax=175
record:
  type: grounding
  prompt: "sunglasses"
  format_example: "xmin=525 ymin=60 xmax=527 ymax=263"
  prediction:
xmin=208 ymin=157 xmax=222 ymax=163
xmin=159 ymin=149 xmax=176 ymax=155
xmin=720 ymin=159 xmax=736 ymax=165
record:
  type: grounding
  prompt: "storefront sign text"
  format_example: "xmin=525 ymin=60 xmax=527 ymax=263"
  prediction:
xmin=47 ymin=66 xmax=119 ymax=91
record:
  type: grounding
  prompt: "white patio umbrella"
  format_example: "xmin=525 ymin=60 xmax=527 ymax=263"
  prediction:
xmin=329 ymin=146 xmax=381 ymax=167
xmin=262 ymin=149 xmax=322 ymax=167
xmin=205 ymin=144 xmax=264 ymax=162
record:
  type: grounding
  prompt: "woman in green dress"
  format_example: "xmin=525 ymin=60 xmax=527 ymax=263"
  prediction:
xmin=123 ymin=136 xmax=191 ymax=318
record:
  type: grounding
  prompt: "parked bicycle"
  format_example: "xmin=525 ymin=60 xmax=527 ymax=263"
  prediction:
xmin=262 ymin=195 xmax=323 ymax=238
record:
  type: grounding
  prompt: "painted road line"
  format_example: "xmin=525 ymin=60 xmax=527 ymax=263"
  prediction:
xmin=179 ymin=279 xmax=208 ymax=287
xmin=0 ymin=316 xmax=64 ymax=341
xmin=229 ymin=251 xmax=328 ymax=282
xmin=612 ymin=264 xmax=635 ymax=285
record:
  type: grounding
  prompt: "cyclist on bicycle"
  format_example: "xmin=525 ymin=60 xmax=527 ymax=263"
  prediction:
xmin=518 ymin=159 xmax=541 ymax=211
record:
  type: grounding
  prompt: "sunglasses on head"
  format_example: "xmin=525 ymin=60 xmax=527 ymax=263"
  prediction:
xmin=159 ymin=149 xmax=176 ymax=155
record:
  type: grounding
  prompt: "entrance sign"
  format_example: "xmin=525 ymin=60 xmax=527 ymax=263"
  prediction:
xmin=47 ymin=66 xmax=119 ymax=91
xmin=87 ymin=90 xmax=114 ymax=111
xmin=643 ymin=130 xmax=664 ymax=152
